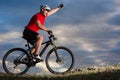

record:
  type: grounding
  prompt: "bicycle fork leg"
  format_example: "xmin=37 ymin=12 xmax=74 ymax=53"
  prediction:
xmin=53 ymin=48 xmax=61 ymax=62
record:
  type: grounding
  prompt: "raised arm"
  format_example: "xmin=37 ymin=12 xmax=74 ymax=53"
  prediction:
xmin=47 ymin=4 xmax=64 ymax=16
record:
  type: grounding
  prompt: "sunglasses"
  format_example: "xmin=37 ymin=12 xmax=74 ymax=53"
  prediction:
xmin=45 ymin=9 xmax=50 ymax=12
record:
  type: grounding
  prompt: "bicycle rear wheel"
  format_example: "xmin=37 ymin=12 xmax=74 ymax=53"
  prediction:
xmin=46 ymin=46 xmax=74 ymax=74
xmin=2 ymin=48 xmax=30 ymax=75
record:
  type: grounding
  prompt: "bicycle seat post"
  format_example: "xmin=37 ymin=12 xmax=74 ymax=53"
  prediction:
xmin=25 ymin=41 xmax=31 ymax=49
xmin=22 ymin=36 xmax=31 ymax=49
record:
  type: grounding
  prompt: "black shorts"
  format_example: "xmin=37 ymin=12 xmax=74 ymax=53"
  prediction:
xmin=23 ymin=29 xmax=39 ymax=45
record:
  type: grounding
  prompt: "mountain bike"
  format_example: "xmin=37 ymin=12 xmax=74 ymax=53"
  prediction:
xmin=2 ymin=31 xmax=74 ymax=75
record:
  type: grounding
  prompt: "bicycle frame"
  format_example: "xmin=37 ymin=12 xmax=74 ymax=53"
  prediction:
xmin=39 ymin=40 xmax=54 ymax=57
xmin=40 ymin=40 xmax=60 ymax=61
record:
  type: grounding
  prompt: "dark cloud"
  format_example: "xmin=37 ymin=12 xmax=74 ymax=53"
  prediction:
xmin=0 ymin=0 xmax=64 ymax=29
xmin=107 ymin=14 xmax=120 ymax=26
xmin=0 ymin=0 xmax=116 ymax=27
xmin=47 ymin=0 xmax=116 ymax=25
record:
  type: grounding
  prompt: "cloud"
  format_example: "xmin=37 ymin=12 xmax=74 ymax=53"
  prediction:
xmin=107 ymin=14 xmax=120 ymax=26
xmin=46 ymin=0 xmax=116 ymax=26
xmin=0 ymin=31 xmax=20 ymax=43
xmin=51 ymin=19 xmax=120 ymax=67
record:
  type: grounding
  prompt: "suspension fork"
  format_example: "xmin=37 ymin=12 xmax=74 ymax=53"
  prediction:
xmin=52 ymin=43 xmax=60 ymax=61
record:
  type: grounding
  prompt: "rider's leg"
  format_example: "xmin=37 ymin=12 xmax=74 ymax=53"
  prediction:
xmin=31 ymin=48 xmax=35 ymax=54
xmin=34 ymin=34 xmax=43 ymax=55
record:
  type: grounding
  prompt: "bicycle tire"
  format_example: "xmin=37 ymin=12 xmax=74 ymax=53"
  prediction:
xmin=2 ymin=48 xmax=30 ymax=75
xmin=46 ymin=46 xmax=74 ymax=74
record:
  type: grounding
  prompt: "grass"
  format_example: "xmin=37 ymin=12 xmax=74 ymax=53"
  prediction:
xmin=0 ymin=65 xmax=120 ymax=80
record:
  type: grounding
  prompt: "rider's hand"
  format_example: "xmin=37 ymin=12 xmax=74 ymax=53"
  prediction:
xmin=58 ymin=3 xmax=64 ymax=8
xmin=48 ymin=30 xmax=54 ymax=37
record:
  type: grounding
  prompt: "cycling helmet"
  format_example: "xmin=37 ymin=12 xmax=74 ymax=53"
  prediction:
xmin=40 ymin=5 xmax=51 ymax=11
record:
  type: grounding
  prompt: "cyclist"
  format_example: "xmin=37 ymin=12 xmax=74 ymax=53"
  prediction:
xmin=23 ymin=4 xmax=64 ymax=60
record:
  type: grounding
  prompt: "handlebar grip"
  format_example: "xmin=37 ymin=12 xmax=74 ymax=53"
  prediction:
xmin=47 ymin=30 xmax=57 ymax=41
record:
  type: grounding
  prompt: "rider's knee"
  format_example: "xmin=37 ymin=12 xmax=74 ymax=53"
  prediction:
xmin=37 ymin=35 xmax=43 ymax=40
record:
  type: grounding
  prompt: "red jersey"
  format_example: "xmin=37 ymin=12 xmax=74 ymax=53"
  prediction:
xmin=25 ymin=12 xmax=46 ymax=32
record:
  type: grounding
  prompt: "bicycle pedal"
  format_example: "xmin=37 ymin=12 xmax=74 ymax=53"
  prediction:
xmin=36 ymin=59 xmax=44 ymax=62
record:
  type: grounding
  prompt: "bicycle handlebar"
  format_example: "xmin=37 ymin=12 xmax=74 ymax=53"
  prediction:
xmin=47 ymin=30 xmax=57 ymax=41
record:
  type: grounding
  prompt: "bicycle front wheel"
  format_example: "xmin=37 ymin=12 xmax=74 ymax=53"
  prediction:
xmin=46 ymin=46 xmax=74 ymax=74
xmin=2 ymin=48 xmax=30 ymax=75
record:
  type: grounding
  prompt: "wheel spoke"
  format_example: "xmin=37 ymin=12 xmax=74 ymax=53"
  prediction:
xmin=3 ymin=48 xmax=30 ymax=75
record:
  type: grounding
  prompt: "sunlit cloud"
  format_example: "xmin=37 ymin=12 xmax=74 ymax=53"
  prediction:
xmin=0 ymin=31 xmax=21 ymax=44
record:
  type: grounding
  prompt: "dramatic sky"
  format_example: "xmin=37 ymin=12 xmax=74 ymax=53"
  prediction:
xmin=0 ymin=0 xmax=120 ymax=75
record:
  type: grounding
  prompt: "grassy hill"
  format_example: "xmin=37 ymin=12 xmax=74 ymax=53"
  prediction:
xmin=0 ymin=65 xmax=120 ymax=80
